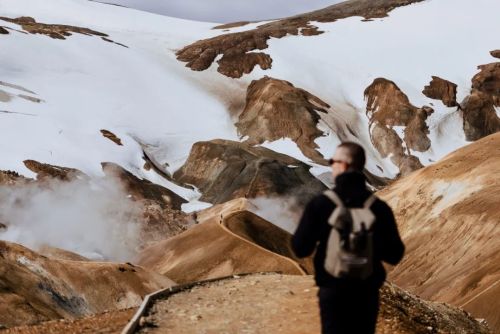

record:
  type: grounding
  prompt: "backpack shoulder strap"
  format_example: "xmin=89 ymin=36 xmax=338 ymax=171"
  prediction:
xmin=363 ymin=194 xmax=378 ymax=209
xmin=323 ymin=190 xmax=344 ymax=208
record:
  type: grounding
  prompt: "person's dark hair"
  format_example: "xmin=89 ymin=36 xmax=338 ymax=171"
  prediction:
xmin=338 ymin=142 xmax=366 ymax=172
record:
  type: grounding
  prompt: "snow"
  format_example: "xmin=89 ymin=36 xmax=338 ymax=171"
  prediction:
xmin=1 ymin=0 xmax=498 ymax=201
xmin=246 ymin=0 xmax=499 ymax=175
xmin=0 ymin=0 xmax=239 ymax=191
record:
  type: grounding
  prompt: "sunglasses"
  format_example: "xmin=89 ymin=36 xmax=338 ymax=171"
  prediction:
xmin=328 ymin=158 xmax=346 ymax=165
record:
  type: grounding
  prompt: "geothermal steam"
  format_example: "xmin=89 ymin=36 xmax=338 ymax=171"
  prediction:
xmin=0 ymin=176 xmax=142 ymax=261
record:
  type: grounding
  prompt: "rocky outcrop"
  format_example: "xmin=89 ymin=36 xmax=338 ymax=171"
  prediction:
xmin=100 ymin=163 xmax=191 ymax=246
xmin=461 ymin=91 xmax=500 ymax=141
xmin=236 ymin=76 xmax=329 ymax=162
xmin=177 ymin=0 xmax=424 ymax=78
xmin=23 ymin=160 xmax=86 ymax=181
xmin=0 ymin=16 xmax=125 ymax=46
xmin=173 ymin=139 xmax=325 ymax=204
xmin=422 ymin=76 xmax=458 ymax=107
xmin=364 ymin=78 xmax=432 ymax=175
xmin=135 ymin=273 xmax=491 ymax=334
xmin=461 ymin=60 xmax=500 ymax=141
xmin=471 ymin=62 xmax=500 ymax=106
xmin=491 ymin=50 xmax=500 ymax=59
xmin=0 ymin=170 xmax=31 ymax=186
xmin=101 ymin=162 xmax=186 ymax=210
xmin=100 ymin=129 xmax=123 ymax=146
xmin=0 ymin=240 xmax=174 ymax=328
xmin=378 ymin=132 xmax=500 ymax=332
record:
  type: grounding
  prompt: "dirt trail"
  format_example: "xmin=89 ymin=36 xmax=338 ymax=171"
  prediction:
xmin=134 ymin=273 xmax=490 ymax=334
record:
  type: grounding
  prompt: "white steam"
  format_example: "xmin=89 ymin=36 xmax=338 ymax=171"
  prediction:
xmin=249 ymin=197 xmax=304 ymax=234
xmin=0 ymin=177 xmax=142 ymax=261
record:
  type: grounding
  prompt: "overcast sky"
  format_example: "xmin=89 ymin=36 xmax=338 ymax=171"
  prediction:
xmin=105 ymin=0 xmax=343 ymax=23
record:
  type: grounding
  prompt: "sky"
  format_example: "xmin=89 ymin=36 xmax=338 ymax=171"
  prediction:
xmin=103 ymin=0 xmax=343 ymax=23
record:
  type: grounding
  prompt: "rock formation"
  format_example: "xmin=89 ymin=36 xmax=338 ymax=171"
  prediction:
xmin=461 ymin=60 xmax=500 ymax=141
xmin=236 ymin=76 xmax=329 ymax=163
xmin=0 ymin=16 xmax=124 ymax=46
xmin=422 ymin=76 xmax=458 ymax=107
xmin=378 ymin=132 xmax=500 ymax=332
xmin=176 ymin=0 xmax=424 ymax=78
xmin=173 ymin=139 xmax=325 ymax=204
xmin=364 ymin=78 xmax=433 ymax=175
xmin=23 ymin=160 xmax=87 ymax=182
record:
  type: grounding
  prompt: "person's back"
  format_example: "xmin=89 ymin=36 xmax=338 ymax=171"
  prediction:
xmin=292 ymin=142 xmax=405 ymax=334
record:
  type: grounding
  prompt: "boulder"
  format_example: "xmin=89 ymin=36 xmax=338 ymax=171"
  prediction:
xmin=236 ymin=76 xmax=329 ymax=163
xmin=173 ymin=139 xmax=326 ymax=204
xmin=422 ymin=76 xmax=458 ymax=107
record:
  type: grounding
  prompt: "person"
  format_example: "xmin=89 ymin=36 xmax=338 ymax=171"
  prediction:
xmin=292 ymin=142 xmax=405 ymax=334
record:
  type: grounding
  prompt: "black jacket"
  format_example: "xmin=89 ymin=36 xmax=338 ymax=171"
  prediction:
xmin=292 ymin=171 xmax=405 ymax=289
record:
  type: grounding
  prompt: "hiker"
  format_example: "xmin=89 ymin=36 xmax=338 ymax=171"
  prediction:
xmin=292 ymin=142 xmax=405 ymax=334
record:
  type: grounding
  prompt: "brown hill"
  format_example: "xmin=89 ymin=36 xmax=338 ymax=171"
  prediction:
xmin=135 ymin=273 xmax=490 ymax=334
xmin=173 ymin=139 xmax=325 ymax=204
xmin=378 ymin=132 xmax=500 ymax=332
xmin=0 ymin=240 xmax=174 ymax=329
xmin=136 ymin=201 xmax=308 ymax=284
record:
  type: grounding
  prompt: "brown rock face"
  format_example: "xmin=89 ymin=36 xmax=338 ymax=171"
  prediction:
xmin=236 ymin=76 xmax=329 ymax=162
xmin=460 ymin=60 xmax=500 ymax=141
xmin=461 ymin=91 xmax=500 ymax=141
xmin=101 ymin=162 xmax=186 ymax=210
xmin=364 ymin=78 xmax=432 ymax=175
xmin=23 ymin=160 xmax=86 ymax=181
xmin=173 ymin=139 xmax=326 ymax=204
xmin=0 ymin=240 xmax=174 ymax=328
xmin=100 ymin=163 xmax=192 ymax=246
xmin=422 ymin=76 xmax=458 ymax=107
xmin=177 ymin=0 xmax=424 ymax=78
xmin=217 ymin=53 xmax=272 ymax=78
xmin=378 ymin=133 xmax=500 ymax=332
xmin=0 ymin=170 xmax=31 ymax=186
xmin=491 ymin=50 xmax=500 ymax=59
xmin=471 ymin=62 xmax=500 ymax=106
xmin=0 ymin=16 xmax=125 ymax=46
xmin=0 ymin=16 xmax=106 ymax=40
xmin=0 ymin=26 xmax=8 ymax=34
xmin=100 ymin=129 xmax=123 ymax=146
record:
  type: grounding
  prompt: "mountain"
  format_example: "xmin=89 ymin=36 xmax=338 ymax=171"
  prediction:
xmin=0 ymin=240 xmax=174 ymax=328
xmin=379 ymin=132 xmax=500 ymax=331
xmin=1 ymin=0 xmax=498 ymax=195
xmin=1 ymin=0 xmax=499 ymax=332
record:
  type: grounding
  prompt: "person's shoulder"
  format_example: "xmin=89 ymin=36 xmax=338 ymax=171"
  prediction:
xmin=305 ymin=192 xmax=335 ymax=209
xmin=371 ymin=196 xmax=395 ymax=217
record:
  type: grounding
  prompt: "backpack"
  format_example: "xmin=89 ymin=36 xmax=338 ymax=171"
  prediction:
xmin=323 ymin=190 xmax=377 ymax=280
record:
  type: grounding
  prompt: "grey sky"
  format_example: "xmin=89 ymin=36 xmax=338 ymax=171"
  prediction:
xmin=104 ymin=0 xmax=343 ymax=23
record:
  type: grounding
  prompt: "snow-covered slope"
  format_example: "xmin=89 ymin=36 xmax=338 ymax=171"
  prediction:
xmin=0 ymin=0 xmax=499 ymax=198
xmin=0 ymin=0 xmax=239 ymax=201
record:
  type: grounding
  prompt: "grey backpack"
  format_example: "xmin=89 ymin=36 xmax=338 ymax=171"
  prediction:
xmin=323 ymin=190 xmax=377 ymax=280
